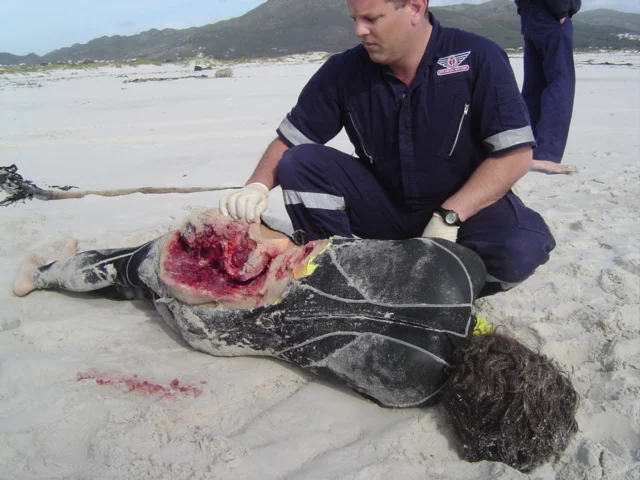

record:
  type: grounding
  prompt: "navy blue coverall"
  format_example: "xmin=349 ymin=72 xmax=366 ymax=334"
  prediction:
xmin=516 ymin=0 xmax=581 ymax=163
xmin=275 ymin=14 xmax=556 ymax=295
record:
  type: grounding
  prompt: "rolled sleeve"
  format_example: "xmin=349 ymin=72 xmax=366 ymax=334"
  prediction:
xmin=484 ymin=126 xmax=535 ymax=154
xmin=472 ymin=47 xmax=536 ymax=156
xmin=276 ymin=54 xmax=343 ymax=147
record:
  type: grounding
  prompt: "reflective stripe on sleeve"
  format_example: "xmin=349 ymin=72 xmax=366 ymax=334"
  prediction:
xmin=483 ymin=126 xmax=535 ymax=154
xmin=278 ymin=117 xmax=316 ymax=146
xmin=283 ymin=190 xmax=345 ymax=210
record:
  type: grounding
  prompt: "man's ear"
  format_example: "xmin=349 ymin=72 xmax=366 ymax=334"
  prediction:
xmin=409 ymin=0 xmax=428 ymax=24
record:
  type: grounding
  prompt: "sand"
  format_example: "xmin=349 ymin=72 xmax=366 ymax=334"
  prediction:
xmin=1 ymin=51 xmax=639 ymax=479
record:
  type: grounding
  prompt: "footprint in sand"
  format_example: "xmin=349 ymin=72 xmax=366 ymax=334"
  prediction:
xmin=0 ymin=307 xmax=21 ymax=332
xmin=598 ymin=268 xmax=640 ymax=303
xmin=613 ymin=255 xmax=640 ymax=277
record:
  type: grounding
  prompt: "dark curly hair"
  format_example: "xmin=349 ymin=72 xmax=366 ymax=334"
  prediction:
xmin=441 ymin=332 xmax=579 ymax=472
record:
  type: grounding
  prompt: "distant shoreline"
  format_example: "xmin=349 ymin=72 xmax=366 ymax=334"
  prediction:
xmin=0 ymin=53 xmax=336 ymax=74
xmin=3 ymin=49 xmax=640 ymax=75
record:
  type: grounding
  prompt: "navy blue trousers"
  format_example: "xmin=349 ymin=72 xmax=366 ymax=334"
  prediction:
xmin=277 ymin=144 xmax=556 ymax=295
xmin=520 ymin=5 xmax=576 ymax=163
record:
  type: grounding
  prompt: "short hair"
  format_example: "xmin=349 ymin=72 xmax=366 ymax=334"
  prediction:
xmin=441 ymin=332 xmax=579 ymax=472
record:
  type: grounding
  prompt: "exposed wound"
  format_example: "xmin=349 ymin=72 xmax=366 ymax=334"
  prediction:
xmin=158 ymin=215 xmax=314 ymax=307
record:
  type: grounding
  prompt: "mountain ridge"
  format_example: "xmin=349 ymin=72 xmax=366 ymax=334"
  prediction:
xmin=2 ymin=0 xmax=639 ymax=66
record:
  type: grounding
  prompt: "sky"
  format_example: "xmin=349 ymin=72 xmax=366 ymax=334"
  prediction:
xmin=1 ymin=0 xmax=638 ymax=56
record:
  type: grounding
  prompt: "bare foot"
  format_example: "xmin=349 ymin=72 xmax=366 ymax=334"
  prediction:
xmin=12 ymin=255 xmax=47 ymax=297
xmin=530 ymin=160 xmax=577 ymax=175
xmin=12 ymin=240 xmax=79 ymax=297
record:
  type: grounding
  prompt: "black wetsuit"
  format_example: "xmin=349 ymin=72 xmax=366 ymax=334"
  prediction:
xmin=33 ymin=236 xmax=486 ymax=408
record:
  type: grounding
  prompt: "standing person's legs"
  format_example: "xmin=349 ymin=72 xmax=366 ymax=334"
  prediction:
xmin=457 ymin=191 xmax=556 ymax=297
xmin=522 ymin=6 xmax=576 ymax=174
xmin=277 ymin=144 xmax=430 ymax=240
xmin=521 ymin=22 xmax=546 ymax=138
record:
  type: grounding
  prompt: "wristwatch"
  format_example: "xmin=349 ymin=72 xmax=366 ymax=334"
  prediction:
xmin=437 ymin=208 xmax=462 ymax=226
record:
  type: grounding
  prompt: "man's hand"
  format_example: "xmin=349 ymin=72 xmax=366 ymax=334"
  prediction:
xmin=422 ymin=213 xmax=459 ymax=243
xmin=559 ymin=17 xmax=566 ymax=24
xmin=219 ymin=182 xmax=269 ymax=221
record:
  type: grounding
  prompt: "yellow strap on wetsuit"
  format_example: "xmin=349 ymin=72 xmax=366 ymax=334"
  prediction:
xmin=292 ymin=241 xmax=331 ymax=280
xmin=473 ymin=316 xmax=493 ymax=335
xmin=274 ymin=241 xmax=332 ymax=305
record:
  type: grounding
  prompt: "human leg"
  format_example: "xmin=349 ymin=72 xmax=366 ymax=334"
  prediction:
xmin=521 ymin=38 xmax=575 ymax=175
xmin=276 ymin=144 xmax=430 ymax=240
xmin=523 ymin=6 xmax=576 ymax=171
xmin=12 ymin=240 xmax=80 ymax=296
xmin=457 ymin=191 xmax=555 ymax=296
xmin=521 ymin=27 xmax=545 ymax=137
xmin=13 ymin=240 xmax=156 ymax=299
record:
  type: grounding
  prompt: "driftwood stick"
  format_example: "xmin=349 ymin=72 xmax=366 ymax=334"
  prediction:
xmin=46 ymin=186 xmax=242 ymax=200
xmin=0 ymin=164 xmax=242 ymax=206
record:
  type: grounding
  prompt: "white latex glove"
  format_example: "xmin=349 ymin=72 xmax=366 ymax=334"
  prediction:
xmin=421 ymin=213 xmax=459 ymax=243
xmin=219 ymin=182 xmax=269 ymax=221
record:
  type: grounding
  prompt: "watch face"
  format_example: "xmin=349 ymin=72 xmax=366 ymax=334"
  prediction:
xmin=445 ymin=212 xmax=458 ymax=225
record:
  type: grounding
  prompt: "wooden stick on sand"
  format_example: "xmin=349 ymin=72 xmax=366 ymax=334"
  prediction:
xmin=0 ymin=165 xmax=242 ymax=206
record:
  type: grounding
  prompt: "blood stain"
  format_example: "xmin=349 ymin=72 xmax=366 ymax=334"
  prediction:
xmin=76 ymin=370 xmax=204 ymax=399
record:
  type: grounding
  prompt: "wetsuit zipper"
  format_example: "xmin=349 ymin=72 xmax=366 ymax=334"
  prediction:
xmin=448 ymin=103 xmax=470 ymax=158
xmin=349 ymin=111 xmax=374 ymax=165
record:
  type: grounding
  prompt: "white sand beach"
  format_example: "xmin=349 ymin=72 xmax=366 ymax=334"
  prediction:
xmin=1 ymin=51 xmax=639 ymax=479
